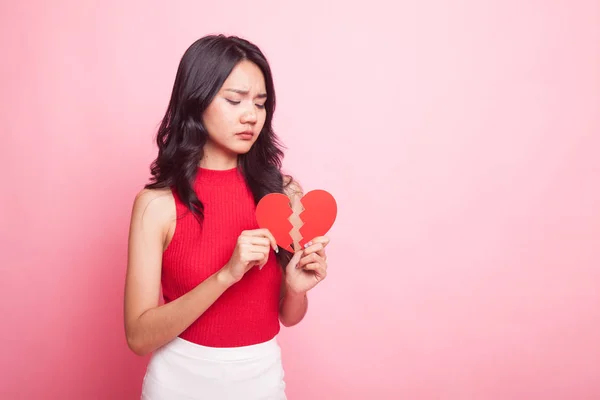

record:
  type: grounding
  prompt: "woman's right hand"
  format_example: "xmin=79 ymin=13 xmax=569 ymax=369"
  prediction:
xmin=221 ymin=229 xmax=279 ymax=284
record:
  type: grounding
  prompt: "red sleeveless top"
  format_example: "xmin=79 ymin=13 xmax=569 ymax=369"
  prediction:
xmin=161 ymin=167 xmax=282 ymax=347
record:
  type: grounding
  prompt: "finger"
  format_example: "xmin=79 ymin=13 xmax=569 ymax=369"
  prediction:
xmin=253 ymin=245 xmax=271 ymax=268
xmin=310 ymin=237 xmax=329 ymax=259
xmin=303 ymin=244 xmax=326 ymax=260
xmin=297 ymin=252 xmax=323 ymax=269
xmin=317 ymin=248 xmax=326 ymax=260
xmin=239 ymin=241 xmax=270 ymax=253
xmin=246 ymin=244 xmax=270 ymax=255
xmin=239 ymin=236 xmax=271 ymax=247
xmin=302 ymin=252 xmax=324 ymax=266
xmin=287 ymin=250 xmax=304 ymax=269
xmin=241 ymin=251 xmax=266 ymax=263
xmin=301 ymin=262 xmax=327 ymax=280
xmin=245 ymin=229 xmax=279 ymax=253
xmin=302 ymin=242 xmax=324 ymax=255
xmin=304 ymin=236 xmax=330 ymax=248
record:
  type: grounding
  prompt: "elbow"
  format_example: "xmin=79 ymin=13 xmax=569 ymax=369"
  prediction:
xmin=278 ymin=314 xmax=301 ymax=328
xmin=126 ymin=330 xmax=152 ymax=357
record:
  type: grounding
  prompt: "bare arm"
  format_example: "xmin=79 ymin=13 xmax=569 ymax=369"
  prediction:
xmin=279 ymin=278 xmax=308 ymax=327
xmin=123 ymin=189 xmax=236 ymax=356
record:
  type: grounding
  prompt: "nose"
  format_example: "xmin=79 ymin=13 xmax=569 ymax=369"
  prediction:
xmin=240 ymin=106 xmax=257 ymax=124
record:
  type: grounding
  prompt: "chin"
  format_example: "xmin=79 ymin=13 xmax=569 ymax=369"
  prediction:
xmin=229 ymin=140 xmax=257 ymax=155
xmin=229 ymin=144 xmax=254 ymax=155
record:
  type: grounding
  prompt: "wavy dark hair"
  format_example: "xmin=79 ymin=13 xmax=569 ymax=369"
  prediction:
xmin=145 ymin=34 xmax=294 ymax=267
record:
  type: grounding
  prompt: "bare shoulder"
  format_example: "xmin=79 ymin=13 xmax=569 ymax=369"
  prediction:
xmin=132 ymin=187 xmax=175 ymax=220
xmin=130 ymin=187 xmax=176 ymax=248
xmin=282 ymin=174 xmax=303 ymax=199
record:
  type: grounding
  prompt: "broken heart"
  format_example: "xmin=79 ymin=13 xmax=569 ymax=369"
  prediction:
xmin=255 ymin=190 xmax=337 ymax=253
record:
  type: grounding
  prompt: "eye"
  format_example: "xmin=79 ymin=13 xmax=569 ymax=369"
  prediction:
xmin=225 ymin=99 xmax=240 ymax=105
xmin=255 ymin=103 xmax=266 ymax=109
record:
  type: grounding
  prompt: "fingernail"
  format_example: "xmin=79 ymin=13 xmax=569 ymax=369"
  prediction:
xmin=275 ymin=246 xmax=279 ymax=253
xmin=304 ymin=241 xmax=312 ymax=249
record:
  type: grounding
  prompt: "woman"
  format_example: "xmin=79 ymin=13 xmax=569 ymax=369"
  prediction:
xmin=124 ymin=34 xmax=330 ymax=399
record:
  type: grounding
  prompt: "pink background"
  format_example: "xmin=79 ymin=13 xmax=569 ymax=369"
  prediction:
xmin=2 ymin=1 xmax=599 ymax=399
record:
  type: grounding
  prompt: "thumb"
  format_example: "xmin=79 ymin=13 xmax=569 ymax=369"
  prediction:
xmin=287 ymin=250 xmax=303 ymax=269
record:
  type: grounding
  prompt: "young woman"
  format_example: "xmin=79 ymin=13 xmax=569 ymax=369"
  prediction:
xmin=124 ymin=34 xmax=330 ymax=399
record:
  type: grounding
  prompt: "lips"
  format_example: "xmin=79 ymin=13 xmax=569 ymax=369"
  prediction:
xmin=236 ymin=131 xmax=254 ymax=140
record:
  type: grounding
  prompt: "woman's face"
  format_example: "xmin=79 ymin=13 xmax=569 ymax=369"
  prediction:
xmin=202 ymin=60 xmax=268 ymax=159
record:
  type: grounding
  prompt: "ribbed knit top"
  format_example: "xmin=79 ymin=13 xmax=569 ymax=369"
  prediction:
xmin=161 ymin=167 xmax=282 ymax=347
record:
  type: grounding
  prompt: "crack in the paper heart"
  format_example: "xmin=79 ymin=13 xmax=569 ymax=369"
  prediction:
xmin=256 ymin=190 xmax=336 ymax=253
xmin=287 ymin=199 xmax=305 ymax=252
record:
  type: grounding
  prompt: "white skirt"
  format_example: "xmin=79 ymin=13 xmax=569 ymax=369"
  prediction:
xmin=141 ymin=336 xmax=287 ymax=400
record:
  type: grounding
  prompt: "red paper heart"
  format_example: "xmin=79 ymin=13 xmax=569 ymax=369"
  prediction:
xmin=297 ymin=190 xmax=337 ymax=249
xmin=255 ymin=190 xmax=337 ymax=253
xmin=255 ymin=193 xmax=294 ymax=252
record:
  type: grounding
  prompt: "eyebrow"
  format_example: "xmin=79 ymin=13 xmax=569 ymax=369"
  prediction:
xmin=224 ymin=88 xmax=267 ymax=99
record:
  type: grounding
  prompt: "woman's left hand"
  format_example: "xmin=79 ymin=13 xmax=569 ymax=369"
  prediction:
xmin=284 ymin=236 xmax=330 ymax=295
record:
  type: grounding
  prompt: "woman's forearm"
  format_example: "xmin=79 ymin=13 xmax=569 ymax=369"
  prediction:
xmin=279 ymin=287 xmax=308 ymax=327
xmin=126 ymin=269 xmax=235 ymax=356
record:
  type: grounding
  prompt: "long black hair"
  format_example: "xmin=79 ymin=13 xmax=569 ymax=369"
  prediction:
xmin=145 ymin=34 xmax=294 ymax=267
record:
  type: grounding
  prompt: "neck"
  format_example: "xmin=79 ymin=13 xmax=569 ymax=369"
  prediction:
xmin=200 ymin=142 xmax=239 ymax=170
